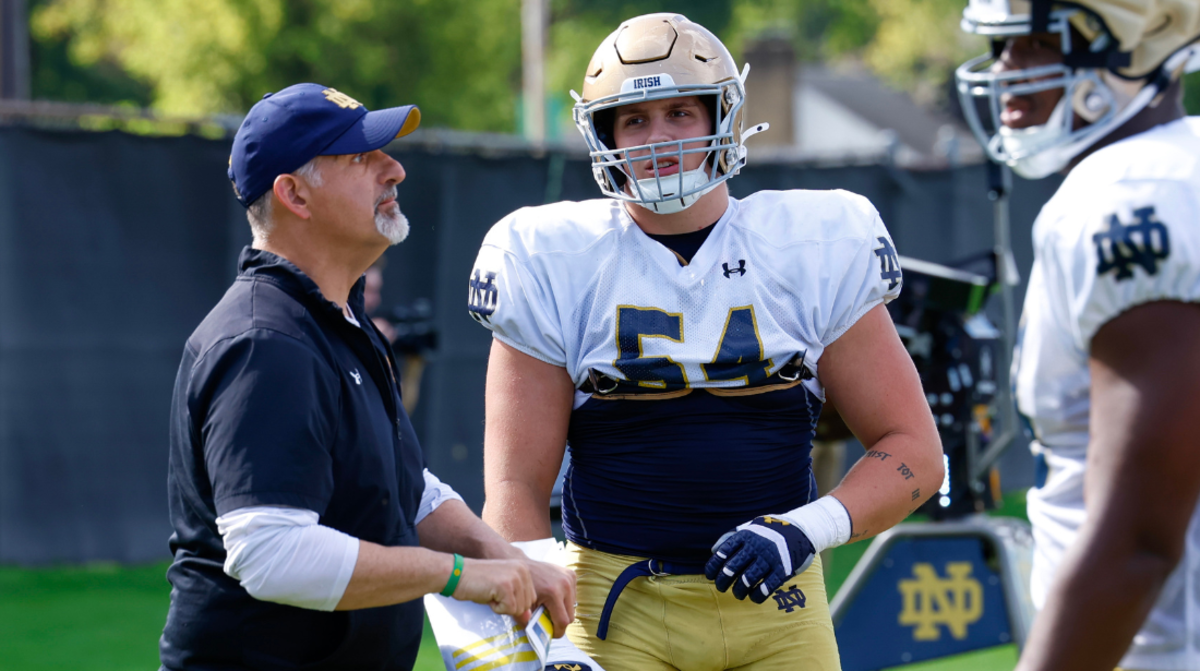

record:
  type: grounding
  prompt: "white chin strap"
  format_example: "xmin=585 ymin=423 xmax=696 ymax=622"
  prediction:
xmin=631 ymin=166 xmax=718 ymax=215
xmin=997 ymin=96 xmax=1072 ymax=179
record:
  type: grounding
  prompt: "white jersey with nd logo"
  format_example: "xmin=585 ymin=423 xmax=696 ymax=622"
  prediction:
xmin=467 ymin=190 xmax=901 ymax=402
xmin=1015 ymin=118 xmax=1200 ymax=670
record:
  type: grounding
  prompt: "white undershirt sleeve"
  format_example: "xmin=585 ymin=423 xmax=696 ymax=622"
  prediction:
xmin=416 ymin=468 xmax=465 ymax=525
xmin=217 ymin=506 xmax=360 ymax=611
xmin=217 ymin=471 xmax=462 ymax=610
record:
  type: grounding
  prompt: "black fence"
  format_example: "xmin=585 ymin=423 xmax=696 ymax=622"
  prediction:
xmin=0 ymin=126 xmax=1060 ymax=564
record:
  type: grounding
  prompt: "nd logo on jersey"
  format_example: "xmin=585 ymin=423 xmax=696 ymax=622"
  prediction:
xmin=468 ymin=269 xmax=499 ymax=324
xmin=1092 ymin=206 xmax=1170 ymax=281
xmin=897 ymin=562 xmax=983 ymax=641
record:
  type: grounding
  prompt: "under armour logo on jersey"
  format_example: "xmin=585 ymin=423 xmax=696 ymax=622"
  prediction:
xmin=350 ymin=369 xmax=362 ymax=385
xmin=551 ymin=664 xmax=592 ymax=671
xmin=468 ymin=269 xmax=499 ymax=323
xmin=874 ymin=237 xmax=902 ymax=290
xmin=1093 ymin=206 xmax=1171 ymax=281
xmin=722 ymin=260 xmax=746 ymax=277
xmin=772 ymin=585 xmax=807 ymax=613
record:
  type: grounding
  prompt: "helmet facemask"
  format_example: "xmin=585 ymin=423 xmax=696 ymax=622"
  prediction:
xmin=572 ymin=70 xmax=762 ymax=215
xmin=956 ymin=1 xmax=1199 ymax=179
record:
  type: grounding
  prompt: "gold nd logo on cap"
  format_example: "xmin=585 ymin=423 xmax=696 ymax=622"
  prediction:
xmin=322 ymin=88 xmax=362 ymax=110
xmin=227 ymin=155 xmax=242 ymax=198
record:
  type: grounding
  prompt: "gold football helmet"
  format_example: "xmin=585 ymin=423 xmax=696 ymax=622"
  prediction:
xmin=956 ymin=0 xmax=1200 ymax=178
xmin=571 ymin=13 xmax=768 ymax=214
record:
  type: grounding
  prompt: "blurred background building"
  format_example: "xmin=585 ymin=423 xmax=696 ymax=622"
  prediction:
xmin=742 ymin=37 xmax=982 ymax=166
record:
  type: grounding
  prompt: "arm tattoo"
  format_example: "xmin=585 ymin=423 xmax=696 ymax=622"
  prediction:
xmin=864 ymin=450 xmax=892 ymax=462
xmin=911 ymin=488 xmax=921 ymax=501
xmin=896 ymin=463 xmax=915 ymax=480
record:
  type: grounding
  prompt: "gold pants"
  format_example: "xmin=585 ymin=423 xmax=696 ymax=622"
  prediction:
xmin=565 ymin=543 xmax=842 ymax=671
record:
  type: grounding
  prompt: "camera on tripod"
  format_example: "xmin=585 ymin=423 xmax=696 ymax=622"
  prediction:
xmin=384 ymin=297 xmax=439 ymax=356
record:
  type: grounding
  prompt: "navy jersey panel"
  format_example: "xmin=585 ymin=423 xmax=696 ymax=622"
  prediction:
xmin=162 ymin=247 xmax=425 ymax=670
xmin=562 ymin=384 xmax=822 ymax=565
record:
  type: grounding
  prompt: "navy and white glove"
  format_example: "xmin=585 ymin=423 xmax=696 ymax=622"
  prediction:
xmin=704 ymin=516 xmax=816 ymax=604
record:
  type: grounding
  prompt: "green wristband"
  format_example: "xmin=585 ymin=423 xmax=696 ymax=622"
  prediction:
xmin=440 ymin=553 xmax=464 ymax=597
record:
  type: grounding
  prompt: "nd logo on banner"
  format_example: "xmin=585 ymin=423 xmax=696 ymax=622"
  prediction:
xmin=831 ymin=528 xmax=1024 ymax=671
xmin=898 ymin=562 xmax=984 ymax=641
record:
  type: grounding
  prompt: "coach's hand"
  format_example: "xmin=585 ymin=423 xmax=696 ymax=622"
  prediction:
xmin=525 ymin=559 xmax=576 ymax=638
xmin=705 ymin=516 xmax=816 ymax=604
xmin=453 ymin=558 xmax=537 ymax=625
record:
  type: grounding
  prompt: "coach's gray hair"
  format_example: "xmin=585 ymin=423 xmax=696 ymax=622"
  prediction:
xmin=246 ymin=157 xmax=326 ymax=243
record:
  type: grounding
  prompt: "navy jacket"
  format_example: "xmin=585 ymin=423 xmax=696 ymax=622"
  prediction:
xmin=161 ymin=247 xmax=425 ymax=670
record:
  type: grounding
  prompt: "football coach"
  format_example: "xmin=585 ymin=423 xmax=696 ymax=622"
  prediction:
xmin=159 ymin=83 xmax=575 ymax=670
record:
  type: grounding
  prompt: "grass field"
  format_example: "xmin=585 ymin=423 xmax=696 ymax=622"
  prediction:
xmin=0 ymin=492 xmax=1029 ymax=670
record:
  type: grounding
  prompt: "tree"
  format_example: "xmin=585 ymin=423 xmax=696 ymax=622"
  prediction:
xmin=543 ymin=0 xmax=976 ymax=131
xmin=29 ymin=0 xmax=153 ymax=109
xmin=30 ymin=0 xmax=1198 ymax=131
xmin=31 ymin=0 xmax=524 ymax=132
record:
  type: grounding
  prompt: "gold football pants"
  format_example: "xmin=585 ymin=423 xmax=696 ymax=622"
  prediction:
xmin=565 ymin=542 xmax=842 ymax=671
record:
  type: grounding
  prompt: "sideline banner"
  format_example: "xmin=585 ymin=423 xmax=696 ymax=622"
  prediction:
xmin=832 ymin=520 xmax=1034 ymax=671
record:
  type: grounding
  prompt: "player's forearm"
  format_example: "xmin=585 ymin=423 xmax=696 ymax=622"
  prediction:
xmin=482 ymin=479 xmax=553 ymax=542
xmin=1016 ymin=525 xmax=1179 ymax=671
xmin=829 ymin=432 xmax=943 ymax=541
xmin=336 ymin=542 xmax=455 ymax=610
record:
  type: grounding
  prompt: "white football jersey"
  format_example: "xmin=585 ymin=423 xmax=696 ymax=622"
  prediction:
xmin=468 ymin=190 xmax=902 ymax=402
xmin=1016 ymin=117 xmax=1200 ymax=670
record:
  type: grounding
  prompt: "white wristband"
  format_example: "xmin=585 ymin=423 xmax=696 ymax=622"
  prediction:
xmin=778 ymin=496 xmax=853 ymax=554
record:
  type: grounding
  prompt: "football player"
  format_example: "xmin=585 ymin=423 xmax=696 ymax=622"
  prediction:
xmin=956 ymin=1 xmax=1200 ymax=669
xmin=468 ymin=13 xmax=944 ymax=671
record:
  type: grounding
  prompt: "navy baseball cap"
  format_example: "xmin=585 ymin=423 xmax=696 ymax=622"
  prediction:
xmin=228 ymin=83 xmax=421 ymax=207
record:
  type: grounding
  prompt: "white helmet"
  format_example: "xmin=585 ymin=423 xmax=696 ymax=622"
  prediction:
xmin=956 ymin=0 xmax=1200 ymax=179
xmin=571 ymin=13 xmax=768 ymax=214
